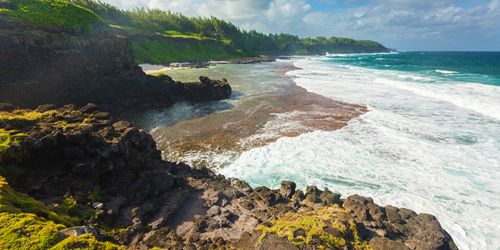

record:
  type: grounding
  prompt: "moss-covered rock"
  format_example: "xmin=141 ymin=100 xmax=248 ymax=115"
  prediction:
xmin=0 ymin=176 xmax=77 ymax=225
xmin=0 ymin=176 xmax=68 ymax=249
xmin=0 ymin=212 xmax=65 ymax=250
xmin=257 ymin=205 xmax=370 ymax=250
xmin=50 ymin=233 xmax=125 ymax=250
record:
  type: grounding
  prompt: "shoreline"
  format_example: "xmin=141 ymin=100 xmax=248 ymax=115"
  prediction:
xmin=0 ymin=103 xmax=458 ymax=250
xmin=140 ymin=55 xmax=281 ymax=75
xmin=143 ymin=61 xmax=366 ymax=169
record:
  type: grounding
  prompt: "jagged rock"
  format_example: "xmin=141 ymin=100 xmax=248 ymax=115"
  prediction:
xmin=0 ymin=105 xmax=458 ymax=250
xmin=0 ymin=17 xmax=232 ymax=108
xmin=279 ymin=181 xmax=296 ymax=199
xmin=35 ymin=104 xmax=57 ymax=112
xmin=0 ymin=102 xmax=16 ymax=111
xmin=81 ymin=103 xmax=98 ymax=114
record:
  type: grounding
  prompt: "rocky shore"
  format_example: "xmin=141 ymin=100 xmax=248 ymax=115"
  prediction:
xmin=0 ymin=8 xmax=458 ymax=250
xmin=0 ymin=104 xmax=458 ymax=249
xmin=0 ymin=16 xmax=230 ymax=109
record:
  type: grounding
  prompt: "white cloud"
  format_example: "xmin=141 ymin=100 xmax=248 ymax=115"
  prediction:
xmin=99 ymin=0 xmax=500 ymax=50
xmin=101 ymin=0 xmax=311 ymax=33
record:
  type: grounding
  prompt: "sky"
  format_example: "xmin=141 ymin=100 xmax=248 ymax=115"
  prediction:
xmin=99 ymin=0 xmax=500 ymax=51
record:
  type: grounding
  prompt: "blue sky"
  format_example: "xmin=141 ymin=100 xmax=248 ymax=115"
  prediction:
xmin=100 ymin=0 xmax=500 ymax=51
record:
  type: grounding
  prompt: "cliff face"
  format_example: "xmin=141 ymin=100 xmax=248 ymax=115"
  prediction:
xmin=0 ymin=105 xmax=458 ymax=250
xmin=0 ymin=17 xmax=231 ymax=108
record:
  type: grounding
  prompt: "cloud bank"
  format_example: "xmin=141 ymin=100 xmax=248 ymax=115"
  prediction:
xmin=99 ymin=0 xmax=500 ymax=51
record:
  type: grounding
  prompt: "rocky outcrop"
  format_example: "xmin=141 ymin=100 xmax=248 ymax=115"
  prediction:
xmin=0 ymin=17 xmax=231 ymax=108
xmin=0 ymin=105 xmax=457 ymax=250
xmin=158 ymin=75 xmax=232 ymax=102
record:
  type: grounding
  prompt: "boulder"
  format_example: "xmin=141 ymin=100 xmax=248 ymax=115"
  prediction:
xmin=58 ymin=226 xmax=99 ymax=240
xmin=279 ymin=181 xmax=296 ymax=199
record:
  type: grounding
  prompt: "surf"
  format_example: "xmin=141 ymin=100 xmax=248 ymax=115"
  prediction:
xmin=221 ymin=55 xmax=500 ymax=250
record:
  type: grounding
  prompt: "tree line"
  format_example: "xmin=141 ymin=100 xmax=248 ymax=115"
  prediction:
xmin=71 ymin=0 xmax=388 ymax=55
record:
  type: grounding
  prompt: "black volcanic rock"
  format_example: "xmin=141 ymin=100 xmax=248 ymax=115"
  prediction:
xmin=0 ymin=105 xmax=457 ymax=249
xmin=0 ymin=17 xmax=231 ymax=109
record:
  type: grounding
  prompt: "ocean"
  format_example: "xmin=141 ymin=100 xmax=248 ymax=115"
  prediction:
xmin=219 ymin=52 xmax=500 ymax=250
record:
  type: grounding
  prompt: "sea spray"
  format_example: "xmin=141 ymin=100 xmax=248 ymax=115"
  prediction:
xmin=221 ymin=54 xmax=500 ymax=250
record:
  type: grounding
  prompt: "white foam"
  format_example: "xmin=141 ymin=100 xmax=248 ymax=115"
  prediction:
xmin=436 ymin=69 xmax=459 ymax=74
xmin=220 ymin=57 xmax=500 ymax=250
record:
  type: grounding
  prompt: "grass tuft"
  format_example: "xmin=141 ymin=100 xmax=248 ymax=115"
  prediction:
xmin=257 ymin=205 xmax=371 ymax=250
xmin=50 ymin=233 xmax=125 ymax=250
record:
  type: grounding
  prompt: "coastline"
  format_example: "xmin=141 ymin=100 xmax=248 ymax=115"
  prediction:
xmin=139 ymin=61 xmax=366 ymax=169
xmin=140 ymin=55 xmax=281 ymax=76
xmin=0 ymin=9 xmax=461 ymax=249
xmin=0 ymin=104 xmax=458 ymax=250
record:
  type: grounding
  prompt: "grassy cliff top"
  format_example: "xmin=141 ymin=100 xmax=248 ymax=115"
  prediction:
xmin=0 ymin=0 xmax=101 ymax=32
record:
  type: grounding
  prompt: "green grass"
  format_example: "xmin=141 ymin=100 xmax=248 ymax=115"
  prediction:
xmin=0 ymin=177 xmax=77 ymax=226
xmin=1 ymin=0 xmax=101 ymax=32
xmin=0 ymin=176 xmax=72 ymax=250
xmin=0 ymin=212 xmax=65 ymax=250
xmin=0 ymin=177 xmax=124 ymax=249
xmin=132 ymin=39 xmax=242 ymax=64
xmin=50 ymin=234 xmax=125 ymax=250
xmin=0 ymin=129 xmax=28 ymax=156
xmin=162 ymin=30 xmax=213 ymax=40
xmin=257 ymin=205 xmax=370 ymax=250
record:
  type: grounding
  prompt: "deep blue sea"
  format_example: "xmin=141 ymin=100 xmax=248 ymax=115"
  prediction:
xmin=142 ymin=52 xmax=500 ymax=250
xmin=220 ymin=52 xmax=500 ymax=250
xmin=328 ymin=52 xmax=500 ymax=86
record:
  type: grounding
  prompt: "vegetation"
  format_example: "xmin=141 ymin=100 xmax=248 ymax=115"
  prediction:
xmin=1 ymin=0 xmax=388 ymax=62
xmin=132 ymin=39 xmax=236 ymax=64
xmin=0 ymin=129 xmax=27 ymax=154
xmin=50 ymin=234 xmax=125 ymax=250
xmin=0 ymin=177 xmax=123 ymax=250
xmin=0 ymin=176 xmax=69 ymax=249
xmin=0 ymin=0 xmax=101 ymax=32
xmin=257 ymin=205 xmax=370 ymax=249
xmin=0 ymin=176 xmax=77 ymax=226
xmin=70 ymin=0 xmax=388 ymax=63
xmin=0 ymin=212 xmax=65 ymax=250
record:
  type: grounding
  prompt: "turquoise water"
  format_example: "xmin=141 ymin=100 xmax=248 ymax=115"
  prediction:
xmin=221 ymin=53 xmax=500 ymax=249
xmin=327 ymin=52 xmax=500 ymax=86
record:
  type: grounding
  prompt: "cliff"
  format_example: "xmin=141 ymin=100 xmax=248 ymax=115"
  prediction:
xmin=0 ymin=105 xmax=458 ymax=249
xmin=0 ymin=16 xmax=231 ymax=108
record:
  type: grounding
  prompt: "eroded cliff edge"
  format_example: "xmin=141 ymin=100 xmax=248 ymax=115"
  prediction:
xmin=0 ymin=105 xmax=457 ymax=250
xmin=0 ymin=16 xmax=231 ymax=108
